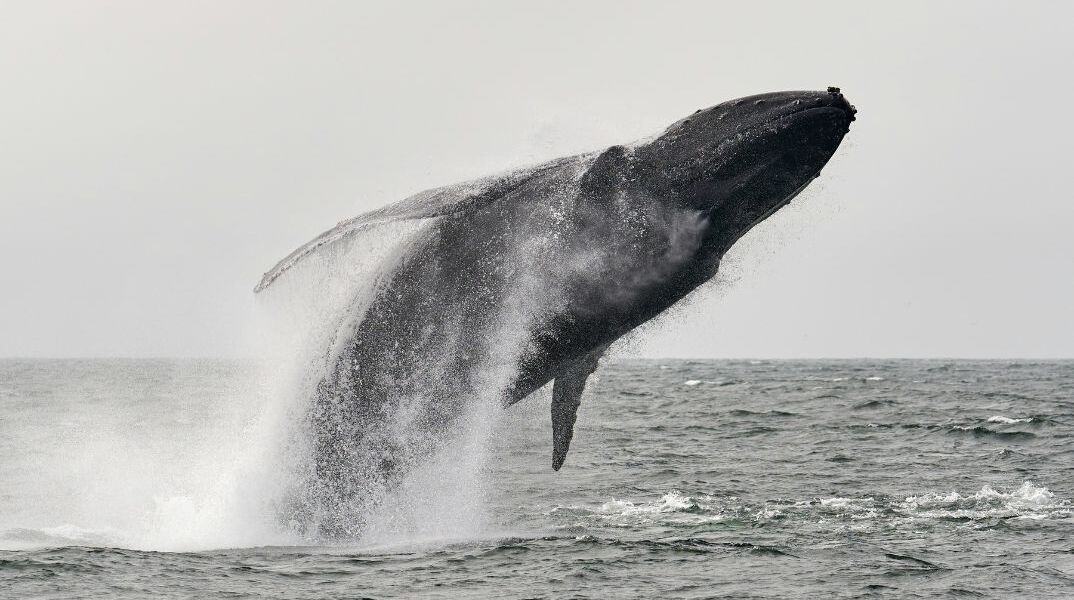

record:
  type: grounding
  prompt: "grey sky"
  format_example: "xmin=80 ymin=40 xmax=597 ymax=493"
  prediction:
xmin=1 ymin=1 xmax=1071 ymax=358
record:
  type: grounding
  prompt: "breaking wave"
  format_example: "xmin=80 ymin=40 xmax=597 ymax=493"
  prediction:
xmin=546 ymin=483 xmax=1071 ymax=531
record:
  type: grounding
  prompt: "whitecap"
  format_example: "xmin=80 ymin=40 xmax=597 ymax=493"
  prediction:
xmin=818 ymin=497 xmax=875 ymax=510
xmin=980 ymin=481 xmax=1056 ymax=508
xmin=683 ymin=380 xmax=701 ymax=386
xmin=755 ymin=506 xmax=783 ymax=519
xmin=659 ymin=491 xmax=697 ymax=511
xmin=901 ymin=482 xmax=1066 ymax=521
xmin=597 ymin=491 xmax=700 ymax=515
xmin=987 ymin=415 xmax=1032 ymax=424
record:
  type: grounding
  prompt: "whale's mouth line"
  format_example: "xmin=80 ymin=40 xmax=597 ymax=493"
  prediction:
xmin=754 ymin=176 xmax=813 ymax=224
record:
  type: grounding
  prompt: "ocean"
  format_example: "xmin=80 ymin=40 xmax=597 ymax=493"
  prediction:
xmin=1 ymin=358 xmax=1072 ymax=598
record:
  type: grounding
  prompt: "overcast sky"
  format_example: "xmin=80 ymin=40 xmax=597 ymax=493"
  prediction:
xmin=1 ymin=1 xmax=1071 ymax=358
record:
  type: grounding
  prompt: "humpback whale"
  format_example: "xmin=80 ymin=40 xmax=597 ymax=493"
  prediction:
xmin=258 ymin=88 xmax=856 ymax=536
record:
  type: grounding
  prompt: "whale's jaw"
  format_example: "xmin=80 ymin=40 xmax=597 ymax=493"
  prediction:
xmin=632 ymin=88 xmax=855 ymax=257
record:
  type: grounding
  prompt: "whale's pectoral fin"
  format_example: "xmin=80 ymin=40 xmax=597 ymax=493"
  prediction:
xmin=551 ymin=374 xmax=587 ymax=471
xmin=254 ymin=156 xmax=576 ymax=293
xmin=551 ymin=349 xmax=605 ymax=471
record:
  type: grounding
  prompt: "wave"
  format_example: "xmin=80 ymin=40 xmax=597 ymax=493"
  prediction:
xmin=548 ymin=492 xmax=718 ymax=527
xmin=851 ymin=399 xmax=896 ymax=409
xmin=986 ymin=415 xmax=1033 ymax=424
xmin=546 ymin=483 xmax=1070 ymax=531
xmin=946 ymin=425 xmax=1036 ymax=439
xmin=600 ymin=491 xmax=702 ymax=515
xmin=894 ymin=483 xmax=1070 ymax=530
xmin=0 ymin=525 xmax=123 ymax=551
xmin=678 ymin=379 xmax=740 ymax=387
xmin=837 ymin=419 xmax=1046 ymax=438
xmin=726 ymin=409 xmax=798 ymax=418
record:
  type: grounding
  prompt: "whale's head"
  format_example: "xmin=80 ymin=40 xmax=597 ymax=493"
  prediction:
xmin=633 ymin=88 xmax=855 ymax=254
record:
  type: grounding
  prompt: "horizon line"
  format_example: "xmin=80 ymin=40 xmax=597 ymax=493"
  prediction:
xmin=1 ymin=355 xmax=1072 ymax=361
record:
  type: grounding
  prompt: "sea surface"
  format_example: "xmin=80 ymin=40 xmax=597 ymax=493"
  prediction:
xmin=1 ymin=359 xmax=1072 ymax=598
